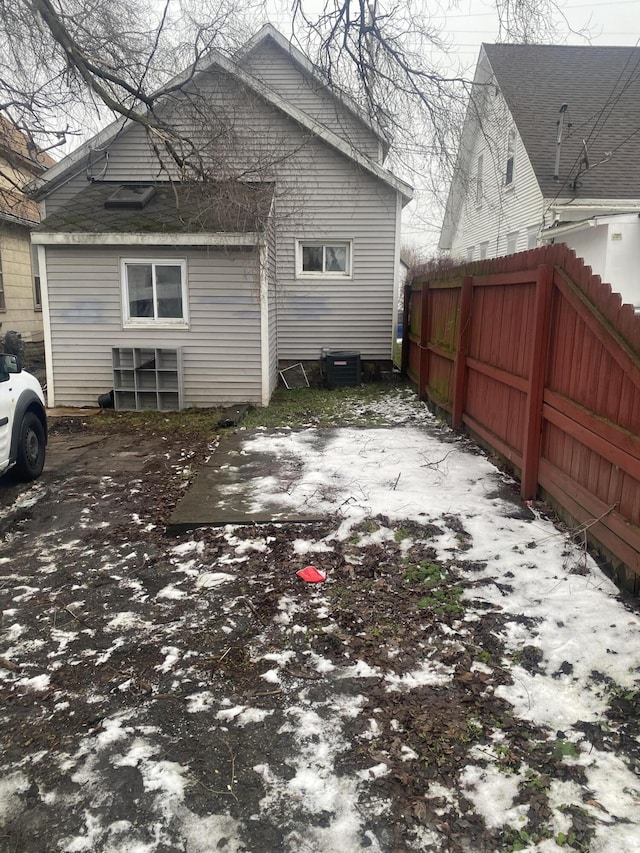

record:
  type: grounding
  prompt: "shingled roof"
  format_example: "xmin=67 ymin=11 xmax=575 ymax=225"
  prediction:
xmin=34 ymin=180 xmax=274 ymax=234
xmin=484 ymin=44 xmax=640 ymax=200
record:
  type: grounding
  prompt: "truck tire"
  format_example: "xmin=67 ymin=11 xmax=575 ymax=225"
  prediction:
xmin=15 ymin=411 xmax=46 ymax=480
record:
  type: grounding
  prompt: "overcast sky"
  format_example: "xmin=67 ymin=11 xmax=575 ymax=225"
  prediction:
xmin=434 ymin=0 xmax=640 ymax=62
xmin=410 ymin=0 xmax=640 ymax=247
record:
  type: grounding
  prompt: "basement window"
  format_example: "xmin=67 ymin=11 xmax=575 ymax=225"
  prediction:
xmin=105 ymin=184 xmax=157 ymax=209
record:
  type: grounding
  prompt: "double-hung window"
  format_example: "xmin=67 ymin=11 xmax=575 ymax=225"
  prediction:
xmin=296 ymin=241 xmax=352 ymax=278
xmin=32 ymin=246 xmax=42 ymax=310
xmin=121 ymin=259 xmax=188 ymax=328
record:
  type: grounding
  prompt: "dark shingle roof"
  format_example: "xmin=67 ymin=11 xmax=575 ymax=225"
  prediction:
xmin=483 ymin=44 xmax=640 ymax=199
xmin=34 ymin=180 xmax=274 ymax=234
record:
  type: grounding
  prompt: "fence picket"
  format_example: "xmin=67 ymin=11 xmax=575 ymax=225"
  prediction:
xmin=406 ymin=245 xmax=640 ymax=591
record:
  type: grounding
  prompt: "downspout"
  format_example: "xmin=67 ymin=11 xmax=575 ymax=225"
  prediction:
xmin=259 ymin=240 xmax=270 ymax=406
xmin=37 ymin=244 xmax=55 ymax=408
xmin=391 ymin=191 xmax=402 ymax=357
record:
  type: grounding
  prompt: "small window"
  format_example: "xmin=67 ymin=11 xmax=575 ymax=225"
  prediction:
xmin=505 ymin=128 xmax=516 ymax=186
xmin=506 ymin=231 xmax=519 ymax=255
xmin=31 ymin=245 xmax=41 ymax=311
xmin=476 ymin=154 xmax=484 ymax=206
xmin=479 ymin=241 xmax=489 ymax=260
xmin=527 ymin=226 xmax=538 ymax=250
xmin=121 ymin=260 xmax=188 ymax=327
xmin=0 ymin=250 xmax=5 ymax=312
xmin=466 ymin=246 xmax=474 ymax=262
xmin=296 ymin=241 xmax=351 ymax=278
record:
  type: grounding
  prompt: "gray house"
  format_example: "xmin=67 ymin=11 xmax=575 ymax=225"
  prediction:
xmin=30 ymin=25 xmax=412 ymax=409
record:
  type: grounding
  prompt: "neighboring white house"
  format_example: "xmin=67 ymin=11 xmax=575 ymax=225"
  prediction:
xmin=30 ymin=25 xmax=413 ymax=409
xmin=439 ymin=44 xmax=640 ymax=309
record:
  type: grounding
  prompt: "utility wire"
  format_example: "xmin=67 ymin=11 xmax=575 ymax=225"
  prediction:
xmin=541 ymin=41 xmax=640 ymax=221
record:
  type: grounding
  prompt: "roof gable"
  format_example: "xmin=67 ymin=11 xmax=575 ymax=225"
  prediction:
xmin=484 ymin=43 xmax=640 ymax=200
xmin=32 ymin=27 xmax=411 ymax=204
xmin=237 ymin=24 xmax=388 ymax=152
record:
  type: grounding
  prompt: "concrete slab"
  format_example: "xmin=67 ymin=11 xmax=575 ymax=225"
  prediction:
xmin=168 ymin=429 xmax=330 ymax=532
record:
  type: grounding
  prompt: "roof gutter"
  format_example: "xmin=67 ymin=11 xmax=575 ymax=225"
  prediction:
xmin=548 ymin=200 xmax=640 ymax=213
xmin=540 ymin=218 xmax=598 ymax=240
xmin=0 ymin=210 xmax=38 ymax=228
xmin=31 ymin=231 xmax=262 ymax=247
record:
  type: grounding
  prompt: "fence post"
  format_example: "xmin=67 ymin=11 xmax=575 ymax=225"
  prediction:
xmin=452 ymin=276 xmax=472 ymax=430
xmin=418 ymin=280 xmax=430 ymax=400
xmin=522 ymin=264 xmax=554 ymax=499
xmin=400 ymin=283 xmax=411 ymax=375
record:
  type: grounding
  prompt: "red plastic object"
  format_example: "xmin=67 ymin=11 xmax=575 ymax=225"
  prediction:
xmin=296 ymin=566 xmax=327 ymax=583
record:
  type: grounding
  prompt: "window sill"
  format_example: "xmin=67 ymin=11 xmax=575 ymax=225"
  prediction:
xmin=123 ymin=321 xmax=189 ymax=331
xmin=295 ymin=272 xmax=352 ymax=280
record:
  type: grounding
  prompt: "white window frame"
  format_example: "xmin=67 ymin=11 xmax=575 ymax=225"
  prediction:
xmin=505 ymin=127 xmax=516 ymax=188
xmin=31 ymin=245 xmax=42 ymax=311
xmin=121 ymin=259 xmax=189 ymax=329
xmin=475 ymin=154 xmax=484 ymax=207
xmin=295 ymin=240 xmax=352 ymax=279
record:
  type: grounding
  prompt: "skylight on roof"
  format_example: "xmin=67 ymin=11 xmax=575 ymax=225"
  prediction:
xmin=104 ymin=185 xmax=157 ymax=209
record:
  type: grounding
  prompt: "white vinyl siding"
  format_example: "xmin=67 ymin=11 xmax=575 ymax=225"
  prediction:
xmin=274 ymin=138 xmax=398 ymax=360
xmin=44 ymin=246 xmax=264 ymax=407
xmin=442 ymin=52 xmax=544 ymax=261
xmin=242 ymin=39 xmax=383 ymax=163
xmin=40 ymin=49 xmax=402 ymax=384
xmin=70 ymin=80 xmax=395 ymax=360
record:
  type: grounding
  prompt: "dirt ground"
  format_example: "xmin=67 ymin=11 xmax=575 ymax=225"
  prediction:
xmin=0 ymin=415 xmax=639 ymax=853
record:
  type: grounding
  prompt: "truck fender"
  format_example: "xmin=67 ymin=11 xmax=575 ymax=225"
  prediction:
xmin=9 ymin=390 xmax=48 ymax=466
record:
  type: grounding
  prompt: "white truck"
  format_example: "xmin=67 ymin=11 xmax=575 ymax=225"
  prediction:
xmin=0 ymin=353 xmax=47 ymax=480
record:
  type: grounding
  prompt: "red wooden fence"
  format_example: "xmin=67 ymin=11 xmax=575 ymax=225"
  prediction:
xmin=403 ymin=244 xmax=640 ymax=592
